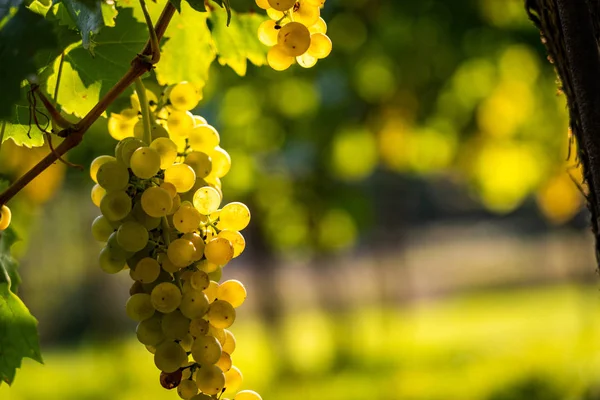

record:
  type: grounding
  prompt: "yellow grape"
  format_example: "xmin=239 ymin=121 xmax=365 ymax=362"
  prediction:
xmin=169 ymin=194 xmax=182 ymax=215
xmin=219 ymin=202 xmax=251 ymax=231
xmin=100 ymin=191 xmax=132 ymax=221
xmin=117 ymin=138 xmax=144 ymax=168
xmin=209 ymin=324 xmax=226 ymax=345
xmin=204 ymin=237 xmax=234 ymax=265
xmin=189 ymin=318 xmax=209 ymax=337
xmin=190 ymin=270 xmax=210 ymax=291
xmin=222 ymin=330 xmax=236 ymax=354
xmin=195 ymin=365 xmax=225 ymax=395
xmin=297 ymin=52 xmax=318 ymax=68
xmin=216 ymin=352 xmax=232 ymax=372
xmin=151 ymin=282 xmax=182 ymax=313
xmin=204 ymin=280 xmax=219 ymax=303
xmin=90 ymin=155 xmax=116 ymax=183
xmin=150 ymin=137 xmax=179 ymax=169
xmin=207 ymin=300 xmax=236 ymax=329
xmin=189 ymin=124 xmax=220 ymax=152
xmin=235 ymin=391 xmax=263 ymax=400
xmin=307 ymin=32 xmax=332 ymax=58
xmin=160 ymin=182 xmax=178 ymax=199
xmin=91 ymin=184 xmax=106 ymax=207
xmin=181 ymin=232 xmax=205 ymax=261
xmin=96 ymin=160 xmax=129 ymax=192
xmin=209 ymin=147 xmax=231 ymax=178
xmin=184 ymin=151 xmax=212 ymax=179
xmin=179 ymin=289 xmax=210 ymax=319
xmin=308 ymin=17 xmax=327 ymax=34
xmin=193 ymin=186 xmax=221 ymax=215
xmin=167 ymin=238 xmax=196 ymax=268
xmin=216 ymin=280 xmax=247 ymax=308
xmin=267 ymin=7 xmax=285 ymax=20
xmin=173 ymin=206 xmax=203 ymax=233
xmin=217 ymin=230 xmax=245 ymax=258
xmin=165 ymin=163 xmax=196 ymax=193
xmin=277 ymin=22 xmax=311 ymax=57
xmin=193 ymin=115 xmax=207 ymax=126
xmin=108 ymin=112 xmax=137 ymax=140
xmin=131 ymin=202 xmax=161 ymax=230
xmin=154 ymin=341 xmax=187 ymax=373
xmin=258 ymin=20 xmax=280 ymax=46
xmin=169 ymin=82 xmax=200 ymax=111
xmin=191 ymin=334 xmax=222 ymax=365
xmin=136 ymin=314 xmax=164 ymax=346
xmin=161 ymin=310 xmax=191 ymax=340
xmin=130 ymin=90 xmax=158 ymax=112
xmin=268 ymin=0 xmax=295 ymax=11
xmin=178 ymin=379 xmax=199 ymax=400
xmin=158 ymin=252 xmax=180 ymax=273
xmin=255 ymin=0 xmax=270 ymax=9
xmin=267 ymin=45 xmax=295 ymax=71
xmin=223 ymin=366 xmax=243 ymax=394
xmin=126 ymin=293 xmax=155 ymax=321
xmin=117 ymin=221 xmax=149 ymax=252
xmin=133 ymin=257 xmax=160 ymax=283
xmin=167 ymin=110 xmax=195 ymax=138
xmin=98 ymin=246 xmax=126 ymax=274
xmin=293 ymin=0 xmax=320 ymax=26
xmin=130 ymin=147 xmax=161 ymax=179
xmin=141 ymin=186 xmax=173 ymax=218
xmin=91 ymin=215 xmax=114 ymax=242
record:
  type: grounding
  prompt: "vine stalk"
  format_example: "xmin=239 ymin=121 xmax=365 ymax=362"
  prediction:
xmin=0 ymin=1 xmax=177 ymax=207
xmin=134 ymin=77 xmax=152 ymax=145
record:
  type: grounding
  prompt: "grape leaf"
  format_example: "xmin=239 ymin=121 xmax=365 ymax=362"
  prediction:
xmin=154 ymin=2 xmax=216 ymax=90
xmin=0 ymin=226 xmax=43 ymax=386
xmin=207 ymin=4 xmax=267 ymax=76
xmin=47 ymin=7 xmax=147 ymax=117
xmin=182 ymin=0 xmax=230 ymax=25
xmin=58 ymin=0 xmax=118 ymax=50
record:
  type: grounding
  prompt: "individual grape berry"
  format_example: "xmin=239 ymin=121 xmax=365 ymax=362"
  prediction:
xmin=191 ymin=334 xmax=222 ymax=365
xmin=179 ymin=289 xmax=210 ymax=319
xmin=160 ymin=181 xmax=178 ymax=199
xmin=96 ymin=160 xmax=129 ymax=192
xmin=177 ymin=379 xmax=199 ymax=399
xmin=160 ymin=369 xmax=183 ymax=390
xmin=235 ymin=390 xmax=263 ymax=400
xmin=165 ymin=163 xmax=196 ymax=193
xmin=141 ymin=186 xmax=173 ymax=218
xmin=126 ymin=293 xmax=155 ymax=321
xmin=90 ymin=155 xmax=116 ymax=183
xmin=190 ymin=270 xmax=210 ymax=291
xmin=268 ymin=0 xmax=295 ymax=11
xmin=193 ymin=186 xmax=221 ymax=215
xmin=204 ymin=280 xmax=219 ymax=303
xmin=155 ymin=341 xmax=187 ymax=373
xmin=189 ymin=318 xmax=209 ymax=337
xmin=161 ymin=310 xmax=191 ymax=340
xmin=204 ymin=237 xmax=234 ymax=265
xmin=167 ymin=110 xmax=195 ymax=138
xmin=117 ymin=221 xmax=149 ymax=252
xmin=267 ymin=45 xmax=295 ymax=71
xmin=195 ymin=365 xmax=226 ymax=395
xmin=188 ymin=124 xmax=220 ymax=152
xmin=297 ymin=52 xmax=318 ymax=68
xmin=216 ymin=352 xmax=232 ymax=372
xmin=209 ymin=324 xmax=227 ymax=346
xmin=217 ymin=280 xmax=247 ymax=308
xmin=173 ymin=206 xmax=203 ymax=233
xmin=117 ymin=138 xmax=144 ymax=167
xmin=307 ymin=32 xmax=332 ymax=59
xmin=151 ymin=282 xmax=183 ymax=313
xmin=293 ymin=0 xmax=321 ymax=26
xmin=308 ymin=17 xmax=327 ymax=34
xmin=151 ymin=137 xmax=179 ymax=169
xmin=222 ymin=329 xmax=236 ymax=354
xmin=184 ymin=151 xmax=212 ymax=179
xmin=207 ymin=300 xmax=236 ymax=329
xmin=130 ymin=146 xmax=161 ymax=179
xmin=137 ymin=314 xmax=165 ymax=346
xmin=98 ymin=246 xmax=126 ymax=274
xmin=91 ymin=184 xmax=106 ymax=207
xmin=108 ymin=112 xmax=137 ymax=140
xmin=181 ymin=232 xmax=205 ymax=261
xmin=209 ymin=147 xmax=232 ymax=178
xmin=255 ymin=0 xmax=270 ymax=9
xmin=277 ymin=22 xmax=311 ymax=57
xmin=223 ymin=366 xmax=243 ymax=394
xmin=258 ymin=20 xmax=279 ymax=46
xmin=100 ymin=191 xmax=132 ymax=221
xmin=167 ymin=238 xmax=196 ymax=268
xmin=169 ymin=82 xmax=200 ymax=111
xmin=91 ymin=215 xmax=114 ymax=242
xmin=217 ymin=230 xmax=246 ymax=258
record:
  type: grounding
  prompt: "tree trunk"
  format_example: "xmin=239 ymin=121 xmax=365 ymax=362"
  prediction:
xmin=527 ymin=0 xmax=600 ymax=267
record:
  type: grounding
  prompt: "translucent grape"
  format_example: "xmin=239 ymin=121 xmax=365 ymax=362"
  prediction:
xmin=189 ymin=318 xmax=209 ymax=337
xmin=216 ymin=352 xmax=232 ymax=372
xmin=165 ymin=163 xmax=196 ymax=193
xmin=167 ymin=111 xmax=195 ymax=138
xmin=216 ymin=280 xmax=247 ymax=308
xmin=307 ymin=32 xmax=332 ymax=58
xmin=161 ymin=310 xmax=191 ymax=340
xmin=204 ymin=280 xmax=219 ymax=303
xmin=219 ymin=202 xmax=251 ymax=231
xmin=258 ymin=20 xmax=279 ymax=46
xmin=133 ymin=257 xmax=161 ymax=283
xmin=132 ymin=202 xmax=161 ymax=230
xmin=98 ymin=246 xmax=126 ymax=274
xmin=154 ymin=341 xmax=187 ymax=373
xmin=108 ymin=112 xmax=137 ymax=140
xmin=179 ymin=289 xmax=210 ymax=319
xmin=207 ymin=300 xmax=236 ymax=329
xmin=136 ymin=314 xmax=164 ymax=346
xmin=169 ymin=82 xmax=200 ymax=111
xmin=169 ymin=194 xmax=182 ymax=215
xmin=196 ymin=365 xmax=226 ymax=395
xmin=267 ymin=7 xmax=285 ymax=20
xmin=160 ymin=182 xmax=178 ymax=199
xmin=222 ymin=330 xmax=236 ymax=354
xmin=180 ymin=333 xmax=194 ymax=352
xmin=204 ymin=238 xmax=234 ymax=265
xmin=167 ymin=238 xmax=196 ymax=268
xmin=141 ymin=187 xmax=173 ymax=218
xmin=151 ymin=137 xmax=179 ymax=169
xmin=91 ymin=184 xmax=106 ymax=207
xmin=308 ymin=17 xmax=327 ymax=34
xmin=193 ymin=186 xmax=221 ymax=215
xmin=297 ymin=52 xmax=318 ymax=68
xmin=207 ymin=266 xmax=223 ymax=282
xmin=267 ymin=45 xmax=295 ymax=71
xmin=117 ymin=221 xmax=149 ymax=252
xmin=209 ymin=324 xmax=226 ymax=346
xmin=182 ymin=232 xmax=205 ymax=261
xmin=184 ymin=151 xmax=212 ymax=179
xmin=293 ymin=0 xmax=320 ymax=26
xmin=190 ymin=270 xmax=210 ymax=291
xmin=159 ymin=252 xmax=181 ymax=273
xmin=209 ymin=147 xmax=231 ymax=178
xmin=107 ymin=231 xmax=133 ymax=260
xmin=117 ymin=138 xmax=144 ymax=167
xmin=188 ymin=124 xmax=220 ymax=152
xmin=151 ymin=282 xmax=182 ymax=313
xmin=191 ymin=335 xmax=222 ymax=365
xmin=96 ymin=161 xmax=129 ymax=192
xmin=126 ymin=293 xmax=155 ymax=321
xmin=217 ymin=230 xmax=246 ymax=258
xmin=277 ymin=22 xmax=311 ymax=57
xmin=268 ymin=0 xmax=295 ymax=11
xmin=0 ymin=205 xmax=10 ymax=231
xmin=91 ymin=215 xmax=114 ymax=242
xmin=173 ymin=206 xmax=202 ymax=233
xmin=255 ymin=0 xmax=270 ymax=9
xmin=177 ymin=379 xmax=199 ymax=400
xmin=223 ymin=366 xmax=243 ymax=394
xmin=130 ymin=147 xmax=161 ymax=179
xmin=235 ymin=390 xmax=263 ymax=400
xmin=100 ymin=191 xmax=132 ymax=221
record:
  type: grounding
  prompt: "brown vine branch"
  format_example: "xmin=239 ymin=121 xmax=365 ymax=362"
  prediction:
xmin=0 ymin=1 xmax=177 ymax=207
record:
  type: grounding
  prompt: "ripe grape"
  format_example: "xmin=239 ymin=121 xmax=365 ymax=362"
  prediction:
xmin=151 ymin=137 xmax=179 ymax=169
xmin=191 ymin=335 xmax=222 ymax=365
xmin=161 ymin=310 xmax=191 ymax=340
xmin=159 ymin=252 xmax=181 ymax=273
xmin=219 ymin=202 xmax=251 ymax=231
xmin=207 ymin=300 xmax=236 ymax=329
xmin=126 ymin=293 xmax=155 ymax=321
xmin=108 ymin=112 xmax=137 ymax=140
xmin=160 ymin=182 xmax=178 ymax=199
xmin=160 ymin=369 xmax=183 ymax=390
xmin=307 ymin=32 xmax=332 ymax=58
xmin=173 ymin=206 xmax=202 ymax=233
xmin=131 ymin=202 xmax=161 ymax=230
xmin=91 ymin=155 xmax=116 ymax=183
xmin=297 ymin=52 xmax=318 ymax=68
xmin=96 ymin=160 xmax=129 ymax=192
xmin=184 ymin=151 xmax=212 ymax=179
xmin=216 ymin=352 xmax=232 ymax=372
xmin=195 ymin=365 xmax=226 ymax=395
xmin=182 ymin=232 xmax=205 ymax=261
xmin=117 ymin=221 xmax=149 ymax=252
xmin=222 ymin=330 xmax=236 ymax=354
xmin=130 ymin=147 xmax=161 ymax=179
xmin=165 ymin=163 xmax=196 ymax=193
xmin=193 ymin=186 xmax=221 ymax=215
xmin=177 ymin=379 xmax=199 ymax=399
xmin=293 ymin=0 xmax=320 ymax=26
xmin=141 ymin=186 xmax=173 ymax=218
xmin=136 ymin=314 xmax=164 ymax=346
xmin=268 ymin=0 xmax=295 ymax=11
xmin=223 ymin=366 xmax=243 ymax=394
xmin=255 ymin=0 xmax=270 ymax=9
xmin=133 ymin=257 xmax=160 ymax=283
xmin=190 ymin=270 xmax=210 ymax=291
xmin=91 ymin=184 xmax=106 ymax=207
xmin=100 ymin=191 xmax=132 ymax=221
xmin=169 ymin=82 xmax=200 ymax=111
xmin=167 ymin=111 xmax=195 ymax=138
xmin=258 ymin=20 xmax=279 ymax=46
xmin=209 ymin=147 xmax=231 ymax=178
xmin=267 ymin=45 xmax=295 ymax=71
xmin=151 ymin=282 xmax=182 ymax=313
xmin=154 ymin=341 xmax=188 ymax=373
xmin=217 ymin=230 xmax=245 ymax=258
xmin=117 ymin=138 xmax=144 ymax=167
xmin=204 ymin=237 xmax=234 ymax=265
xmin=98 ymin=246 xmax=126 ymax=274
xmin=217 ymin=280 xmax=247 ymax=308
xmin=91 ymin=215 xmax=114 ymax=242
xmin=189 ymin=318 xmax=209 ymax=337
xmin=179 ymin=289 xmax=210 ymax=319
xmin=204 ymin=280 xmax=219 ymax=303
xmin=308 ymin=17 xmax=327 ymax=34
xmin=235 ymin=390 xmax=263 ymax=400
xmin=168 ymin=238 xmax=196 ymax=268
xmin=188 ymin=124 xmax=220 ymax=152
xmin=277 ymin=22 xmax=311 ymax=57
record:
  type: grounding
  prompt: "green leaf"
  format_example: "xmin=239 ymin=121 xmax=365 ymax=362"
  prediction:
xmin=58 ymin=0 xmax=118 ymax=49
xmin=47 ymin=7 xmax=147 ymax=116
xmin=0 ymin=226 xmax=42 ymax=386
xmin=208 ymin=4 xmax=267 ymax=76
xmin=154 ymin=2 xmax=216 ymax=90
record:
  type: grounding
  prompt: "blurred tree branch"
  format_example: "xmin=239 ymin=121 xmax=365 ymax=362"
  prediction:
xmin=527 ymin=0 xmax=600 ymax=267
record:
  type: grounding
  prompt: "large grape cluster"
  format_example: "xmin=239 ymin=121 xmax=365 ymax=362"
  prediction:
xmin=90 ymin=82 xmax=262 ymax=400
xmin=256 ymin=0 xmax=332 ymax=71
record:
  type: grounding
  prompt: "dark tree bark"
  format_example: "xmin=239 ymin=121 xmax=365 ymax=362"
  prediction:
xmin=527 ymin=0 xmax=600 ymax=266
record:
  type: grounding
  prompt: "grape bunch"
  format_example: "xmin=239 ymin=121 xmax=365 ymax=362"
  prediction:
xmin=90 ymin=82 xmax=262 ymax=400
xmin=256 ymin=0 xmax=332 ymax=71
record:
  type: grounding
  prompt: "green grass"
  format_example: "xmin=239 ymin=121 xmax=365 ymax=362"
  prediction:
xmin=3 ymin=284 xmax=600 ymax=400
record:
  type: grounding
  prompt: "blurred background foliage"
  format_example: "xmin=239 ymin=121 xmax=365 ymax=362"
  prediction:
xmin=2 ymin=0 xmax=599 ymax=399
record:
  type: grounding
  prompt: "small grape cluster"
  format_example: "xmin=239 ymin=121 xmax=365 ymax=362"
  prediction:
xmin=90 ymin=82 xmax=262 ymax=400
xmin=256 ymin=0 xmax=332 ymax=71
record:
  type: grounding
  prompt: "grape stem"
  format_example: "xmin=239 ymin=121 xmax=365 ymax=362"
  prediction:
xmin=134 ymin=77 xmax=153 ymax=145
xmin=0 ymin=122 xmax=5 ymax=153
xmin=0 ymin=1 xmax=177 ymax=207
